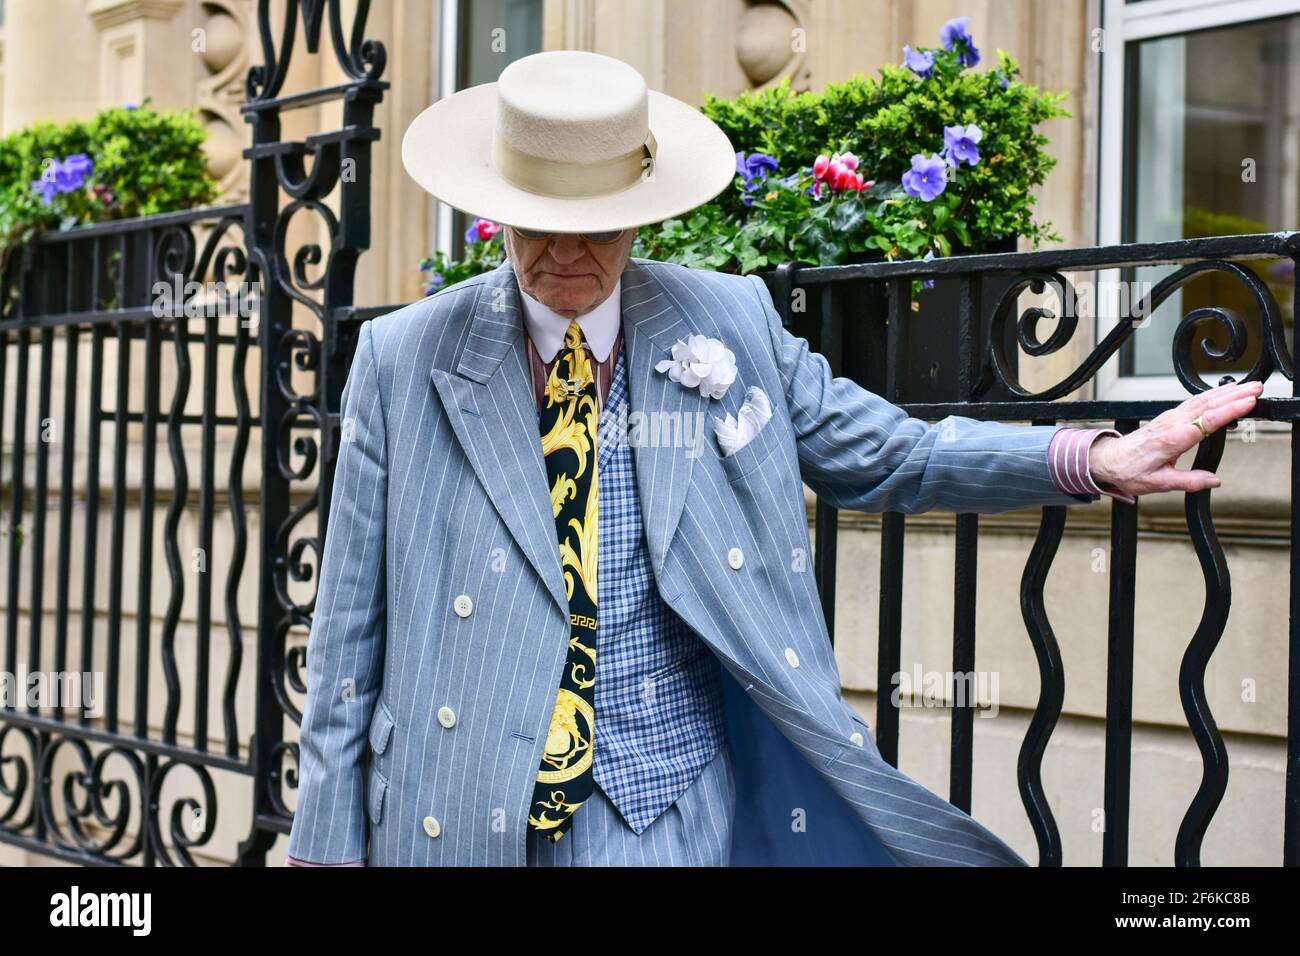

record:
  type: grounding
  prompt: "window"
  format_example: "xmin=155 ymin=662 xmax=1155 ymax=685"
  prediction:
xmin=458 ymin=0 xmax=544 ymax=89
xmin=436 ymin=0 xmax=544 ymax=259
xmin=1099 ymin=0 xmax=1298 ymax=397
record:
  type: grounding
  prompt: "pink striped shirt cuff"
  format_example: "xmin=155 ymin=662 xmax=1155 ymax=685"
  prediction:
xmin=1048 ymin=427 xmax=1136 ymax=504
xmin=286 ymin=855 xmax=365 ymax=866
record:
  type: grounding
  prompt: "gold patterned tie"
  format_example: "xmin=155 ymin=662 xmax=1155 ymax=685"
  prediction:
xmin=528 ymin=319 xmax=599 ymax=842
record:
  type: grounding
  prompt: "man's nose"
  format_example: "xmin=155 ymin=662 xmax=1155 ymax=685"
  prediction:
xmin=547 ymin=234 xmax=586 ymax=263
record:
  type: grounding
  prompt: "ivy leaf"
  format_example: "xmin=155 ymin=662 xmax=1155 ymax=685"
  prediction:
xmin=831 ymin=196 xmax=866 ymax=233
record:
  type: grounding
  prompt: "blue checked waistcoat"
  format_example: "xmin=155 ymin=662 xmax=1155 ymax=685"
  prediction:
xmin=589 ymin=344 xmax=727 ymax=834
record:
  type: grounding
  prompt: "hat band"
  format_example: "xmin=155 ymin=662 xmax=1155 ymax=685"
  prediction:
xmin=491 ymin=130 xmax=658 ymax=198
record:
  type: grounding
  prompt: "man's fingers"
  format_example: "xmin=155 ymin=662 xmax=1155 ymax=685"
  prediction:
xmin=1159 ymin=389 xmax=1261 ymax=455
xmin=1198 ymin=394 xmax=1260 ymax=435
xmin=1180 ymin=381 xmax=1263 ymax=420
xmin=1145 ymin=466 xmax=1222 ymax=493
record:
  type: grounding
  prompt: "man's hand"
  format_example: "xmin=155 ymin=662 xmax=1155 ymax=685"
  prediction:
xmin=1088 ymin=381 xmax=1264 ymax=498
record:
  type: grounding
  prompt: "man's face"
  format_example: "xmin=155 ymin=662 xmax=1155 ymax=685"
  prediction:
xmin=504 ymin=226 xmax=635 ymax=318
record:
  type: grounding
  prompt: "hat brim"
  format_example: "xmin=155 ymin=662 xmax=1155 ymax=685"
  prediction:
xmin=401 ymin=83 xmax=737 ymax=233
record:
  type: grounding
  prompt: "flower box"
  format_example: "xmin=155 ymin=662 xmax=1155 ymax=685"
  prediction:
xmin=757 ymin=235 xmax=1020 ymax=405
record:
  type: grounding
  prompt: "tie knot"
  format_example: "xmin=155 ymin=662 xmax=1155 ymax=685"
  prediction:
xmin=563 ymin=319 xmax=586 ymax=352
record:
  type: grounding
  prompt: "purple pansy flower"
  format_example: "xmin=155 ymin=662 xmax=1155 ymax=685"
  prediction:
xmin=63 ymin=154 xmax=94 ymax=179
xmin=31 ymin=176 xmax=58 ymax=204
xmin=902 ymin=153 xmax=947 ymax=202
xmin=30 ymin=153 xmax=95 ymax=205
xmin=903 ymin=45 xmax=935 ymax=79
xmin=940 ymin=16 xmax=980 ymax=68
xmin=921 ymin=250 xmax=936 ymax=290
xmin=56 ymin=154 xmax=93 ymax=193
xmin=736 ymin=150 xmax=779 ymax=205
xmin=943 ymin=124 xmax=983 ymax=167
xmin=743 ymin=152 xmax=779 ymax=180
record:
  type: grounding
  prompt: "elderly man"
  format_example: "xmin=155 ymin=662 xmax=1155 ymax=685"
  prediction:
xmin=286 ymin=51 xmax=1260 ymax=867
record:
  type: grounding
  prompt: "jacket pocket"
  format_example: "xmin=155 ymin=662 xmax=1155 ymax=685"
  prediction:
xmin=367 ymin=761 xmax=389 ymax=825
xmin=714 ymin=411 xmax=782 ymax=482
xmin=368 ymin=697 xmax=395 ymax=756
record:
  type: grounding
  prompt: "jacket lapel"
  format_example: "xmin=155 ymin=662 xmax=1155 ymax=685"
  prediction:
xmin=429 ymin=262 xmax=570 ymax=617
xmin=621 ymin=259 xmax=710 ymax=575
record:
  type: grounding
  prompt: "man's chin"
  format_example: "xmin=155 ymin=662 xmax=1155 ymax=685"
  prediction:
xmin=535 ymin=280 xmax=598 ymax=312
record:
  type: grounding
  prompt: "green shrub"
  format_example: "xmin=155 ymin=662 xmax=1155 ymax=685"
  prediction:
xmin=0 ymin=100 xmax=219 ymax=263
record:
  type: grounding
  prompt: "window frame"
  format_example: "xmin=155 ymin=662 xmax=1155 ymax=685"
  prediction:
xmin=1096 ymin=0 xmax=1300 ymax=400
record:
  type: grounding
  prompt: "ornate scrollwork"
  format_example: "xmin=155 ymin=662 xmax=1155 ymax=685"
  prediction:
xmin=235 ymin=0 xmax=386 ymax=857
xmin=275 ymin=141 xmax=342 ymax=202
xmin=246 ymin=0 xmax=386 ymax=102
xmin=146 ymin=760 xmax=218 ymax=867
xmin=0 ymin=724 xmax=37 ymax=828
xmin=272 ymin=200 xmax=337 ymax=312
xmin=155 ymin=225 xmax=197 ymax=282
xmin=1166 ymin=261 xmax=1293 ymax=392
xmin=37 ymin=738 xmax=144 ymax=861
xmin=267 ymin=741 xmax=300 ymax=819
xmin=983 ymin=258 xmax=1296 ymax=400
xmin=275 ymin=328 xmax=322 ymax=404
xmin=271 ymin=619 xmax=309 ymax=729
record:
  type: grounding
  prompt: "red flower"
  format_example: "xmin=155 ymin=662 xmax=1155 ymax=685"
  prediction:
xmin=811 ymin=151 xmax=870 ymax=194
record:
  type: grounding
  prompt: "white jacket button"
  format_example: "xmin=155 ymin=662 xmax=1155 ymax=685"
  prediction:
xmin=849 ymin=731 xmax=865 ymax=747
xmin=423 ymin=816 xmax=441 ymax=838
xmin=453 ymin=594 xmax=473 ymax=618
xmin=437 ymin=706 xmax=456 ymax=729
xmin=784 ymin=647 xmax=799 ymax=668
xmin=727 ymin=547 xmax=744 ymax=570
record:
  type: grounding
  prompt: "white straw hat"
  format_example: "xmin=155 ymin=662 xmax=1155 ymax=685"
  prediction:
xmin=401 ymin=50 xmax=736 ymax=233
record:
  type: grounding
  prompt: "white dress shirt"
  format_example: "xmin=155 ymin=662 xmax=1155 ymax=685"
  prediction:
xmin=518 ymin=277 xmax=621 ymax=363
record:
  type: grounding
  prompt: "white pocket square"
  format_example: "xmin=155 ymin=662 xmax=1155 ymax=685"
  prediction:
xmin=714 ymin=386 xmax=772 ymax=457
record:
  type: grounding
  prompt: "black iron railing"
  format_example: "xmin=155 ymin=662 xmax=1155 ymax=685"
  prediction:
xmin=0 ymin=204 xmax=254 ymax=865
xmin=0 ymin=0 xmax=386 ymax=866
xmin=0 ymin=0 xmax=1294 ymax=867
xmin=765 ymin=235 xmax=1298 ymax=867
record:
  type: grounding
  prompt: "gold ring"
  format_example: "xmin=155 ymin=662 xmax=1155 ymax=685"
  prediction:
xmin=1192 ymin=415 xmax=1209 ymax=439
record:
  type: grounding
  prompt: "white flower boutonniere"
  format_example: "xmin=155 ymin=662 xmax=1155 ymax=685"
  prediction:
xmin=654 ymin=334 xmax=737 ymax=400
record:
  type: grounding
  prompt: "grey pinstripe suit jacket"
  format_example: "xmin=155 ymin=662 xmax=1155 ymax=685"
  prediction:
xmin=286 ymin=256 xmax=1087 ymax=867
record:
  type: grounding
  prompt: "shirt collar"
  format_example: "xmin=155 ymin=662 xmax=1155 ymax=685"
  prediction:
xmin=517 ymin=277 xmax=621 ymax=363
